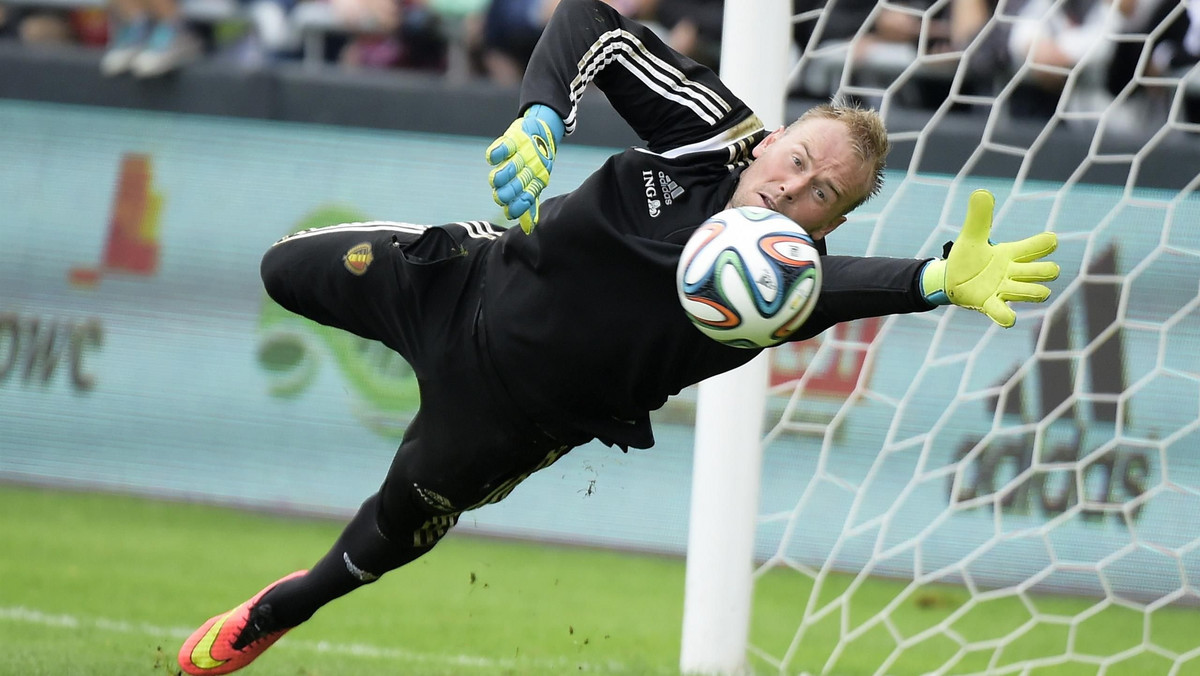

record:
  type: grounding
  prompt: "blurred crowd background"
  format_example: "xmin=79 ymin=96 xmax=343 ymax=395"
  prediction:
xmin=1 ymin=0 xmax=1197 ymax=123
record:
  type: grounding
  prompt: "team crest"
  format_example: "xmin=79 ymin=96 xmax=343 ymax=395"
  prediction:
xmin=343 ymin=243 xmax=373 ymax=275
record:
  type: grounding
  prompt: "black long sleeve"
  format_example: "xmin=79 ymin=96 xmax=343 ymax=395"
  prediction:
xmin=518 ymin=0 xmax=755 ymax=154
xmin=790 ymin=256 xmax=936 ymax=342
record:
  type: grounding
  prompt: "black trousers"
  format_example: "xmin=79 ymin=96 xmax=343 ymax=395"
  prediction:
xmin=260 ymin=219 xmax=573 ymax=546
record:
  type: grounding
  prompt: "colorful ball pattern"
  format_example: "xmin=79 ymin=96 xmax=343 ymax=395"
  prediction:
xmin=677 ymin=206 xmax=822 ymax=348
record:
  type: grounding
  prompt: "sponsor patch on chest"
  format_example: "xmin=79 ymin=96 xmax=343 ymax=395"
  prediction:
xmin=641 ymin=170 xmax=685 ymax=218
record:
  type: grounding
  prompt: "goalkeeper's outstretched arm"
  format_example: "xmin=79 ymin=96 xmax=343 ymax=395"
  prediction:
xmin=788 ymin=189 xmax=1060 ymax=341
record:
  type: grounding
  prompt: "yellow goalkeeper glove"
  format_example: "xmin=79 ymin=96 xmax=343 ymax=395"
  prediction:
xmin=486 ymin=104 xmax=565 ymax=234
xmin=921 ymin=189 xmax=1060 ymax=328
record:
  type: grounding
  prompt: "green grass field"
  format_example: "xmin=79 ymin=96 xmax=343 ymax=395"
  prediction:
xmin=0 ymin=483 xmax=688 ymax=676
xmin=2 ymin=483 xmax=1198 ymax=676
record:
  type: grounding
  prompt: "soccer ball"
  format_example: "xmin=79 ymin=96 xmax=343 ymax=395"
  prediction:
xmin=676 ymin=206 xmax=822 ymax=348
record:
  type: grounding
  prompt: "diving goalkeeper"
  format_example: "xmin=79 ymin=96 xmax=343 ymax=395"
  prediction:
xmin=178 ymin=1 xmax=1060 ymax=673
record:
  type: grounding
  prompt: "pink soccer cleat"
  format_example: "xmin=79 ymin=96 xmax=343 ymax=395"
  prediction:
xmin=178 ymin=571 xmax=307 ymax=675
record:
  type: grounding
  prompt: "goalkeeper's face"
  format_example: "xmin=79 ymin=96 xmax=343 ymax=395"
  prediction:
xmin=729 ymin=117 xmax=873 ymax=241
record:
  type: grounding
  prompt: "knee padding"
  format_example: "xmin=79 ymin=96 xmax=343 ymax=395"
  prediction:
xmin=376 ymin=477 xmax=462 ymax=552
xmin=337 ymin=493 xmax=433 ymax=580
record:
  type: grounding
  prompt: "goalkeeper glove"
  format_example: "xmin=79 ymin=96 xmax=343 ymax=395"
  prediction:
xmin=920 ymin=189 xmax=1060 ymax=328
xmin=486 ymin=104 xmax=565 ymax=234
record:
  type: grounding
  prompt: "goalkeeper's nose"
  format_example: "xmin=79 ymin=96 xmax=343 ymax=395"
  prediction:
xmin=777 ymin=176 xmax=808 ymax=203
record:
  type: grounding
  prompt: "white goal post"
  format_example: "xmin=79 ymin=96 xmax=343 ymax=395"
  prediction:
xmin=681 ymin=2 xmax=792 ymax=674
xmin=683 ymin=0 xmax=1200 ymax=674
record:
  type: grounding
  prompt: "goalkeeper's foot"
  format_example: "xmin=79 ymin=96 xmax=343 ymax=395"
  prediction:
xmin=178 ymin=570 xmax=307 ymax=675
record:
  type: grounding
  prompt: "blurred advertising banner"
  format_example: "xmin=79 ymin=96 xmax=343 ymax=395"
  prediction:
xmin=2 ymin=100 xmax=1198 ymax=602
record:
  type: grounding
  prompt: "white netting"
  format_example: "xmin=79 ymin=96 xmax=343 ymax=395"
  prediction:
xmin=750 ymin=0 xmax=1200 ymax=673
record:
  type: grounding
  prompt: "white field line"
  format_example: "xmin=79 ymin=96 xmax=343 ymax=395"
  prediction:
xmin=0 ymin=605 xmax=659 ymax=674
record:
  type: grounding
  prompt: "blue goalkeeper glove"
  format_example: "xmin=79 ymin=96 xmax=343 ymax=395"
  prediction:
xmin=486 ymin=104 xmax=565 ymax=234
xmin=921 ymin=189 xmax=1060 ymax=328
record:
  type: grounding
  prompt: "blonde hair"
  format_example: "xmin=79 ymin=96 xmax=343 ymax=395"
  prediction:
xmin=789 ymin=97 xmax=889 ymax=214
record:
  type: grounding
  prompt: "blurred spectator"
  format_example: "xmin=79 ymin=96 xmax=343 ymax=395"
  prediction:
xmin=101 ymin=0 xmax=203 ymax=77
xmin=1102 ymin=0 xmax=1199 ymax=125
xmin=792 ymin=0 xmax=994 ymax=108
xmin=0 ymin=3 xmax=108 ymax=47
xmin=1186 ymin=0 xmax=1200 ymax=121
xmin=958 ymin=0 xmax=1018 ymax=91
xmin=3 ymin=6 xmax=72 ymax=44
xmin=652 ymin=0 xmax=723 ymax=71
xmin=1188 ymin=0 xmax=1200 ymax=62
xmin=1006 ymin=0 xmax=1118 ymax=117
xmin=465 ymin=0 xmax=681 ymax=84
xmin=330 ymin=0 xmax=448 ymax=70
xmin=793 ymin=0 xmax=872 ymax=50
xmin=1107 ymin=0 xmax=1197 ymax=93
xmin=244 ymin=0 xmax=304 ymax=63
xmin=468 ymin=0 xmax=557 ymax=84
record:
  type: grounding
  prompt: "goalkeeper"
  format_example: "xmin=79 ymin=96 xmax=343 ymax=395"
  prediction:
xmin=178 ymin=1 xmax=1059 ymax=673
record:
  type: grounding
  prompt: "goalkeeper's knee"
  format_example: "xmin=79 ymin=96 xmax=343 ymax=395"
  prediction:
xmin=375 ymin=476 xmax=463 ymax=556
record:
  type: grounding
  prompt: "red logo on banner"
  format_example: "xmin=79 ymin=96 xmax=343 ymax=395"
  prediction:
xmin=70 ymin=154 xmax=162 ymax=287
xmin=769 ymin=317 xmax=881 ymax=395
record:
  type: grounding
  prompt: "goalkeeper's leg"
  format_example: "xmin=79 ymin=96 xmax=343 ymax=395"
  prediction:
xmin=260 ymin=221 xmax=427 ymax=346
xmin=179 ymin=394 xmax=575 ymax=674
xmin=177 ymin=485 xmax=443 ymax=675
xmin=256 ymin=393 xmax=576 ymax=629
xmin=259 ymin=218 xmax=500 ymax=353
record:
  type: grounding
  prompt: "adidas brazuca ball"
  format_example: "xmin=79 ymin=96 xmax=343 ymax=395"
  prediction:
xmin=676 ymin=206 xmax=822 ymax=349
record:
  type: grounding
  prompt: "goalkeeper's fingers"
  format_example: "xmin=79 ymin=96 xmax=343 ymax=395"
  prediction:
xmin=1010 ymin=259 xmax=1060 ymax=283
xmin=981 ymin=297 xmax=1018 ymax=329
xmin=485 ymin=138 xmax=513 ymax=167
xmin=488 ymin=157 xmax=522 ymax=193
xmin=518 ymin=200 xmax=539 ymax=234
xmin=999 ymin=232 xmax=1060 ymax=302
xmin=491 ymin=165 xmax=536 ymax=207
xmin=504 ymin=181 xmax=544 ymax=223
xmin=983 ymin=261 xmax=1059 ymax=327
xmin=998 ymin=278 xmax=1053 ymax=303
xmin=1006 ymin=231 xmax=1059 ymax=263
xmin=957 ymin=189 xmax=996 ymax=247
xmin=485 ymin=119 xmax=524 ymax=166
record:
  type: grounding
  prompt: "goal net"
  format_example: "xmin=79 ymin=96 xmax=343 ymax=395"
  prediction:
xmin=745 ymin=0 xmax=1200 ymax=674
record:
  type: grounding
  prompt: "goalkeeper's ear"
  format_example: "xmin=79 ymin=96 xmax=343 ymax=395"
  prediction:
xmin=806 ymin=215 xmax=847 ymax=242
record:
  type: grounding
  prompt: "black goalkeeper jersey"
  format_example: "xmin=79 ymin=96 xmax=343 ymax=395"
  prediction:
xmin=478 ymin=0 xmax=933 ymax=450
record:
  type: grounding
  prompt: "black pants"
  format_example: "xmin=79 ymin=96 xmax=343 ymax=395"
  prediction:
xmin=260 ymin=219 xmax=573 ymax=547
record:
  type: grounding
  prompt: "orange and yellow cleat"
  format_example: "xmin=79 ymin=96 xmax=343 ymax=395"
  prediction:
xmin=178 ymin=571 xmax=307 ymax=675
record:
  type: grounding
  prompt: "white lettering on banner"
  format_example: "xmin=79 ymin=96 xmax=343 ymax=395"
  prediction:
xmin=948 ymin=244 xmax=1151 ymax=524
xmin=949 ymin=432 xmax=1149 ymax=524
